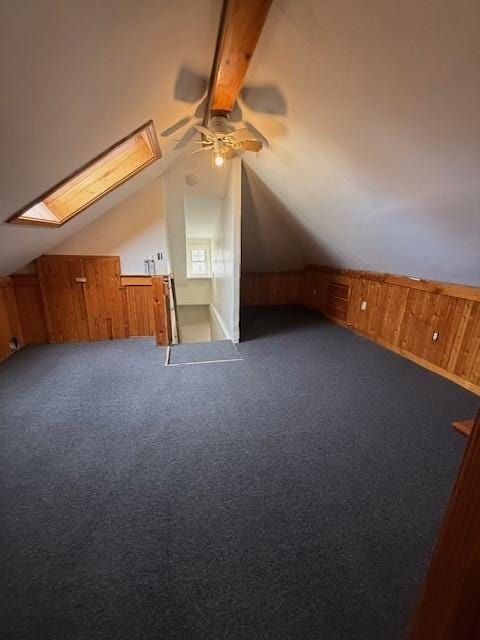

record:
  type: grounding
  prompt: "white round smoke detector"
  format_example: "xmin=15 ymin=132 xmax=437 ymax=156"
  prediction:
xmin=185 ymin=174 xmax=197 ymax=186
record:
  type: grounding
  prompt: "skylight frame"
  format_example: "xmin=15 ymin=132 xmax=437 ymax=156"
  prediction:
xmin=7 ymin=120 xmax=161 ymax=228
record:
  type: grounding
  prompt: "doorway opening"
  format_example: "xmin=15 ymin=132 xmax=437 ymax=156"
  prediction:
xmin=165 ymin=155 xmax=241 ymax=347
xmin=176 ymin=198 xmax=223 ymax=343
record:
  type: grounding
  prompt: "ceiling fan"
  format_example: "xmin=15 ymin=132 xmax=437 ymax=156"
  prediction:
xmin=163 ymin=0 xmax=274 ymax=167
xmin=191 ymin=117 xmax=263 ymax=166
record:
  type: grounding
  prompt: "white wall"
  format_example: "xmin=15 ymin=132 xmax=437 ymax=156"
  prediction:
xmin=242 ymin=0 xmax=480 ymax=285
xmin=163 ymin=152 xmax=230 ymax=286
xmin=211 ymin=157 xmax=242 ymax=342
xmin=4 ymin=0 xmax=478 ymax=284
xmin=50 ymin=179 xmax=168 ymax=275
xmin=185 ymin=197 xmax=222 ymax=238
xmin=162 ymin=151 xmax=231 ymax=312
xmin=176 ymin=279 xmax=211 ymax=306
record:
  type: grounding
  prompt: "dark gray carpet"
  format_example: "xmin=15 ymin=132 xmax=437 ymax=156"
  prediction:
xmin=0 ymin=306 xmax=477 ymax=640
xmin=169 ymin=339 xmax=241 ymax=364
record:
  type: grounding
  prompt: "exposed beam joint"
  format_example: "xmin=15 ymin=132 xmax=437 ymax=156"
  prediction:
xmin=204 ymin=0 xmax=272 ymax=125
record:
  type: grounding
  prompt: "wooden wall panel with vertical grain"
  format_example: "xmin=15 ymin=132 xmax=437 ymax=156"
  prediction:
xmin=37 ymin=255 xmax=126 ymax=343
xmin=120 ymin=276 xmax=155 ymax=337
xmin=241 ymin=271 xmax=303 ymax=307
xmin=0 ymin=276 xmax=24 ymax=361
xmin=11 ymin=275 xmax=48 ymax=344
xmin=4 ymin=262 xmax=164 ymax=350
xmin=408 ymin=410 xmax=480 ymax=640
xmin=152 ymin=276 xmax=172 ymax=346
xmin=36 ymin=256 xmax=90 ymax=343
xmin=82 ymin=257 xmax=125 ymax=340
xmin=241 ymin=268 xmax=480 ymax=395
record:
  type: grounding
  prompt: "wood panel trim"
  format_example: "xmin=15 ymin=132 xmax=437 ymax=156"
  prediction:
xmin=0 ymin=276 xmax=24 ymax=361
xmin=41 ymin=254 xmax=121 ymax=261
xmin=306 ymin=265 xmax=480 ymax=302
xmin=408 ymin=409 xmax=480 ymax=639
xmin=452 ymin=419 xmax=475 ymax=438
xmin=152 ymin=276 xmax=171 ymax=346
xmin=11 ymin=274 xmax=48 ymax=344
xmin=120 ymin=276 xmax=153 ymax=286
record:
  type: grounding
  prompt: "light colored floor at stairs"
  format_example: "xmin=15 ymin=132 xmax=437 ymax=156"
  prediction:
xmin=177 ymin=305 xmax=212 ymax=343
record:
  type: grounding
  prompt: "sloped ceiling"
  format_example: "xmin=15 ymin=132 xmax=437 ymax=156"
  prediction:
xmin=1 ymin=0 xmax=479 ymax=285
xmin=0 ymin=0 xmax=221 ymax=275
xmin=242 ymin=0 xmax=480 ymax=285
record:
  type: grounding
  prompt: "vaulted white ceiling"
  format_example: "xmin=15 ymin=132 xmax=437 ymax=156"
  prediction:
xmin=0 ymin=0 xmax=220 ymax=274
xmin=1 ymin=0 xmax=479 ymax=285
xmin=242 ymin=0 xmax=480 ymax=284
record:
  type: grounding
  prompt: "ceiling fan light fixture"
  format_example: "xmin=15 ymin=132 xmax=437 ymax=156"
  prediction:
xmin=214 ymin=152 xmax=224 ymax=167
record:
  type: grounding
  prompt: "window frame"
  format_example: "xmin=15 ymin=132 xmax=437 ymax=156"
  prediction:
xmin=186 ymin=240 xmax=212 ymax=279
xmin=7 ymin=120 xmax=161 ymax=227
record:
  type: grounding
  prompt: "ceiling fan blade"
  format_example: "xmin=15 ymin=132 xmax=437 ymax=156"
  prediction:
xmin=223 ymin=148 xmax=237 ymax=160
xmin=194 ymin=96 xmax=208 ymax=119
xmin=190 ymin=145 xmax=212 ymax=155
xmin=244 ymin=121 xmax=269 ymax=149
xmin=174 ymin=66 xmax=208 ymax=103
xmin=173 ymin=126 xmax=198 ymax=150
xmin=160 ymin=116 xmax=192 ymax=137
xmin=229 ymin=127 xmax=254 ymax=142
xmin=194 ymin=125 xmax=216 ymax=140
xmin=242 ymin=139 xmax=263 ymax=152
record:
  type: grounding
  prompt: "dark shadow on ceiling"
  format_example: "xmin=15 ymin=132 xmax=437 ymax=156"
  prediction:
xmin=240 ymin=85 xmax=287 ymax=115
xmin=174 ymin=66 xmax=208 ymax=103
xmin=241 ymin=163 xmax=338 ymax=272
xmin=162 ymin=66 xmax=288 ymax=151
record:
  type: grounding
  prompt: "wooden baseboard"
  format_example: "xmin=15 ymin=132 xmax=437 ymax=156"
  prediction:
xmin=452 ymin=419 xmax=475 ymax=437
xmin=373 ymin=336 xmax=480 ymax=396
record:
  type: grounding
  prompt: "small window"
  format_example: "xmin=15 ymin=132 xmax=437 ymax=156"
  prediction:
xmin=8 ymin=121 xmax=160 ymax=227
xmin=187 ymin=242 xmax=211 ymax=278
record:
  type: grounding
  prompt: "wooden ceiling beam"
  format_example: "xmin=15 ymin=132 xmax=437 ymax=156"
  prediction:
xmin=205 ymin=0 xmax=272 ymax=120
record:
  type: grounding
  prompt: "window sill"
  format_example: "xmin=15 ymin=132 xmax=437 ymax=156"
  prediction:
xmin=187 ymin=276 xmax=212 ymax=280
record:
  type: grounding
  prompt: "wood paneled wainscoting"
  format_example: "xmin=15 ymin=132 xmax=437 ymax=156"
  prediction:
xmin=241 ymin=271 xmax=303 ymax=307
xmin=0 ymin=276 xmax=24 ymax=360
xmin=0 ymin=256 xmax=172 ymax=361
xmin=241 ymin=268 xmax=480 ymax=395
xmin=121 ymin=276 xmax=155 ymax=337
xmin=37 ymin=255 xmax=125 ymax=342
xmin=11 ymin=274 xmax=48 ymax=344
xmin=121 ymin=275 xmax=171 ymax=346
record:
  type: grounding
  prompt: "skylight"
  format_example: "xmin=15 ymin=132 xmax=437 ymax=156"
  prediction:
xmin=8 ymin=121 xmax=160 ymax=227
